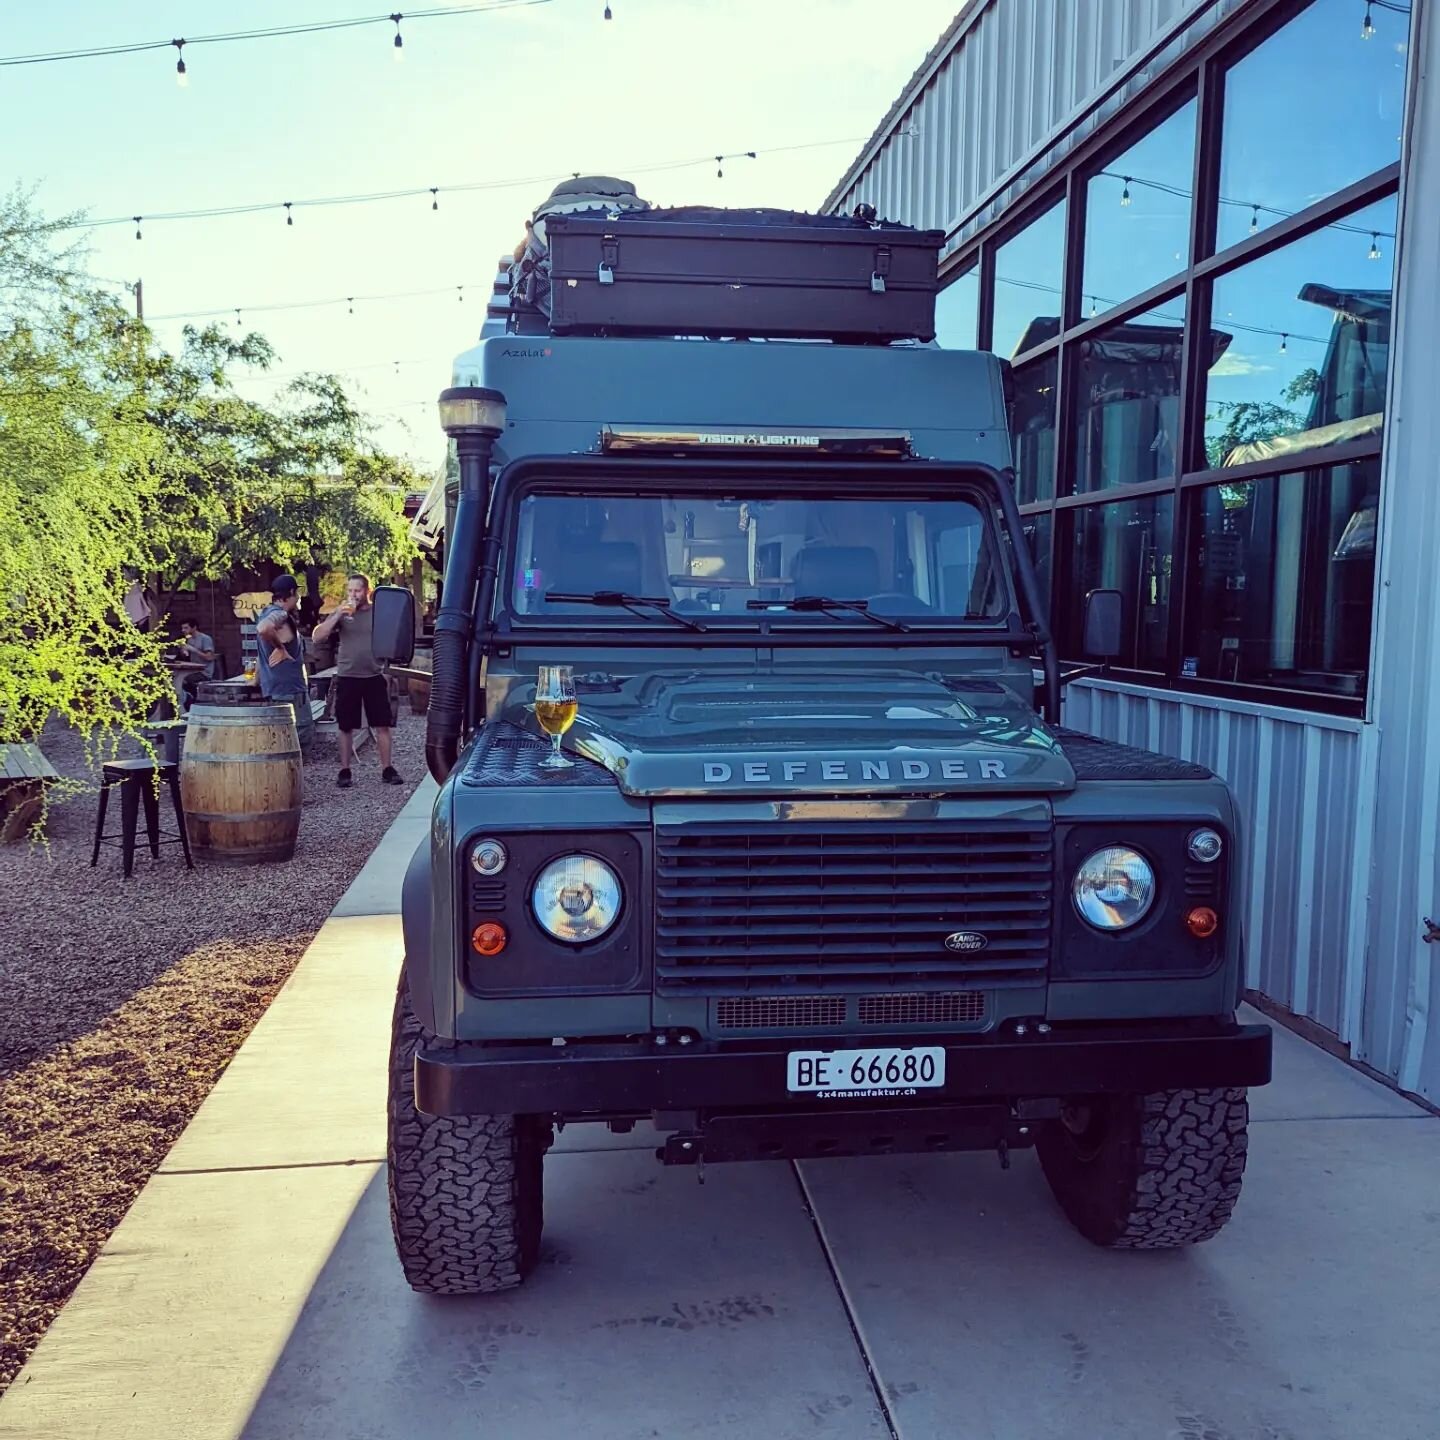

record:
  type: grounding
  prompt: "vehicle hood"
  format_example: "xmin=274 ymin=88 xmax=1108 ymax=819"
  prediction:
xmin=504 ymin=670 xmax=1074 ymax=797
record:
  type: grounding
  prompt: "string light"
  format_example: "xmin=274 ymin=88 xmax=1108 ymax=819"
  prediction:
xmin=391 ymin=13 xmax=405 ymax=60
xmin=430 ymin=187 xmax=439 ymax=210
xmin=457 ymin=285 xmax=464 ymax=301
xmin=604 ymin=2 xmax=613 ymax=16
xmin=1249 ymin=205 xmax=1259 ymax=235
xmin=235 ymin=308 xmax=243 ymax=328
xmin=715 ymin=150 xmax=757 ymax=179
xmin=1279 ymin=333 xmax=1287 ymax=354
xmin=1362 ymin=2 xmax=1375 ymax=39
xmin=134 ymin=216 xmax=143 ymax=241
xmin=1120 ymin=177 xmax=1131 ymax=207
xmin=173 ymin=39 xmax=188 ymax=87
xmin=67 ymin=137 xmax=867 ymax=237
xmin=347 ymin=296 xmax=355 ymax=314
xmin=284 ymin=202 xmax=294 ymax=226
xmin=0 ymin=2 xmax=556 ymax=70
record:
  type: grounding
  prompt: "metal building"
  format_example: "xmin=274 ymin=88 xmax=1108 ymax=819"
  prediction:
xmin=826 ymin=0 xmax=1440 ymax=1102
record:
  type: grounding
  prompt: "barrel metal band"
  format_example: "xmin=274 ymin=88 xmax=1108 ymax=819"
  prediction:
xmin=186 ymin=809 xmax=302 ymax=823
xmin=183 ymin=752 xmax=300 ymax=764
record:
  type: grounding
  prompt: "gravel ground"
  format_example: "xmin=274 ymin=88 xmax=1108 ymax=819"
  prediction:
xmin=0 ymin=710 xmax=425 ymax=1392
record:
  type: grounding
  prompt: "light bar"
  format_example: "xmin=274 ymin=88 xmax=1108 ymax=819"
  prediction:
xmin=600 ymin=426 xmax=913 ymax=457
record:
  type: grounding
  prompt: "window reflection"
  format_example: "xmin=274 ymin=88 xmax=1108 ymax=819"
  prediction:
xmin=1217 ymin=0 xmax=1409 ymax=251
xmin=1009 ymin=354 xmax=1058 ymax=505
xmin=1021 ymin=510 xmax=1053 ymax=607
xmin=1206 ymin=195 xmax=1395 ymax=468
xmin=992 ymin=201 xmax=1065 ymax=359
xmin=1183 ymin=459 xmax=1377 ymax=696
xmin=1072 ymin=301 xmax=1186 ymax=494
xmin=1066 ymin=495 xmax=1173 ymax=669
xmin=935 ymin=266 xmax=979 ymax=349
xmin=1084 ymin=99 xmax=1196 ymax=313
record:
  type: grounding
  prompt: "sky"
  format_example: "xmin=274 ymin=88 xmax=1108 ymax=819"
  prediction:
xmin=1 ymin=0 xmax=960 ymax=473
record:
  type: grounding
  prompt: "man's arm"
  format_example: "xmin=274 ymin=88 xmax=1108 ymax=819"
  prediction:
xmin=312 ymin=606 xmax=348 ymax=642
xmin=255 ymin=615 xmax=290 ymax=668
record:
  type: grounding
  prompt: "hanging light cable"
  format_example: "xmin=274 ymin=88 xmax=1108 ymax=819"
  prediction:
xmin=391 ymin=12 xmax=405 ymax=60
xmin=173 ymin=38 xmax=188 ymax=86
xmin=1361 ymin=2 xmax=1376 ymax=39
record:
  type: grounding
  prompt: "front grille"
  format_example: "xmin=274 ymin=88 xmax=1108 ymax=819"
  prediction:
xmin=715 ymin=996 xmax=847 ymax=1030
xmin=857 ymin=991 xmax=987 ymax=1026
xmin=655 ymin=821 xmax=1054 ymax=990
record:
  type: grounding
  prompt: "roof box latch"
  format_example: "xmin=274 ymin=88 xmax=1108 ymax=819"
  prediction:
xmin=598 ymin=237 xmax=619 ymax=286
xmin=871 ymin=245 xmax=891 ymax=294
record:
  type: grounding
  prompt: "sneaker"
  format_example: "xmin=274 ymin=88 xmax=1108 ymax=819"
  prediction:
xmin=337 ymin=768 xmax=353 ymax=789
xmin=381 ymin=765 xmax=403 ymax=786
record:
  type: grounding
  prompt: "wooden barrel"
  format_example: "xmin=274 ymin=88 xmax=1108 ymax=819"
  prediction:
xmin=180 ymin=704 xmax=303 ymax=864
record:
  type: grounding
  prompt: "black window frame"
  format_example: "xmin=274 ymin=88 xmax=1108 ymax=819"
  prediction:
xmin=929 ymin=0 xmax=1405 ymax=717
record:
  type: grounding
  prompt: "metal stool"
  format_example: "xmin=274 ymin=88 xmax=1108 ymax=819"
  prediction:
xmin=91 ymin=759 xmax=194 ymax=878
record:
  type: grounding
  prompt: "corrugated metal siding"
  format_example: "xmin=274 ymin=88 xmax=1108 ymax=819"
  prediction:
xmin=828 ymin=0 xmax=1248 ymax=258
xmin=1359 ymin=0 xmax=1440 ymax=1104
xmin=1064 ymin=682 xmax=1365 ymax=1040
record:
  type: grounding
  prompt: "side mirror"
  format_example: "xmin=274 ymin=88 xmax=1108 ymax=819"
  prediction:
xmin=1082 ymin=588 xmax=1123 ymax=661
xmin=371 ymin=585 xmax=417 ymax=666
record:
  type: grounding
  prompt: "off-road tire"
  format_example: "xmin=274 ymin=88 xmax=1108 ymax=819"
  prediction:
xmin=387 ymin=973 xmax=547 ymax=1294
xmin=1037 ymin=1087 xmax=1249 ymax=1249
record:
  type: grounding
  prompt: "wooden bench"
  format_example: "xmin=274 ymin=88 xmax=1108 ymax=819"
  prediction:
xmin=0 ymin=742 xmax=60 ymax=843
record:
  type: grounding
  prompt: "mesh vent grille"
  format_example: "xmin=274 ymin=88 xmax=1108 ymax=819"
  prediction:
xmin=715 ymin=995 xmax=846 ymax=1030
xmin=857 ymin=991 xmax=986 ymax=1026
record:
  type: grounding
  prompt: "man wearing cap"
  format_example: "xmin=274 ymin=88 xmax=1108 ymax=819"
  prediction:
xmin=255 ymin=574 xmax=315 ymax=753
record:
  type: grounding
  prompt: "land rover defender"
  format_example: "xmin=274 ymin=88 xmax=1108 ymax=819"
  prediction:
xmin=383 ymin=194 xmax=1272 ymax=1294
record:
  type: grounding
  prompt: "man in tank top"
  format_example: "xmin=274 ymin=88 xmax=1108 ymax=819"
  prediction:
xmin=254 ymin=574 xmax=315 ymax=754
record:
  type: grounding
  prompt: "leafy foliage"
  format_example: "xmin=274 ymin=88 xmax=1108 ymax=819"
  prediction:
xmin=0 ymin=190 xmax=420 ymax=748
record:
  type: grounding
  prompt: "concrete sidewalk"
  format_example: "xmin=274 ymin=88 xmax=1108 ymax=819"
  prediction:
xmin=4 ymin=785 xmax=1438 ymax=1440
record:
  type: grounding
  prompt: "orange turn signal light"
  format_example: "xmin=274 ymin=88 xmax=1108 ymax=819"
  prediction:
xmin=471 ymin=921 xmax=508 ymax=956
xmin=1186 ymin=906 xmax=1219 ymax=939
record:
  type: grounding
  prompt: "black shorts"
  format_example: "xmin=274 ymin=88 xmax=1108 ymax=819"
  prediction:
xmin=334 ymin=674 xmax=393 ymax=731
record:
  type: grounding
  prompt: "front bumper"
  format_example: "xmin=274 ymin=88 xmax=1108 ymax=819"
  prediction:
xmin=415 ymin=1019 xmax=1272 ymax=1117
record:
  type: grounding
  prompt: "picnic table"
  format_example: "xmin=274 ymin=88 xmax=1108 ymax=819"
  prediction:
xmin=0 ymin=742 xmax=59 ymax=843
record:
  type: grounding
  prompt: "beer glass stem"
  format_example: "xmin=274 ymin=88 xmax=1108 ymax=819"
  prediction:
xmin=550 ymin=730 xmax=562 ymax=765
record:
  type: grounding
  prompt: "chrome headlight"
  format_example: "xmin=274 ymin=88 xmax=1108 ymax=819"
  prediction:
xmin=1073 ymin=846 xmax=1156 ymax=930
xmin=1187 ymin=827 xmax=1223 ymax=864
xmin=532 ymin=855 xmax=622 ymax=943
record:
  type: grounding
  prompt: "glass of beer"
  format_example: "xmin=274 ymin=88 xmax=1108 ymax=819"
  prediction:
xmin=535 ymin=664 xmax=577 ymax=770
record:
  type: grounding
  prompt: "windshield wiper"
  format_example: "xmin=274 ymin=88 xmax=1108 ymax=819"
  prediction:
xmin=745 ymin=595 xmax=908 ymax=632
xmin=545 ymin=590 xmax=706 ymax=632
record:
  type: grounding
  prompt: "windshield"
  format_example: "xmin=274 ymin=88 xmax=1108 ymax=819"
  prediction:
xmin=507 ymin=491 xmax=1009 ymax=624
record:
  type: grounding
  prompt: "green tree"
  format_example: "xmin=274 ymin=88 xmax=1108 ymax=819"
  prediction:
xmin=0 ymin=189 xmax=419 ymax=750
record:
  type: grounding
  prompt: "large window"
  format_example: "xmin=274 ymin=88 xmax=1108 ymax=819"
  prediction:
xmin=935 ymin=266 xmax=979 ymax=350
xmin=1182 ymin=458 xmax=1378 ymax=696
xmin=991 ymin=201 xmax=1065 ymax=360
xmin=935 ymin=0 xmax=1408 ymax=713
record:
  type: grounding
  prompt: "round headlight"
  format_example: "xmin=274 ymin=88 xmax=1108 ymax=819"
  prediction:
xmin=532 ymin=855 xmax=622 ymax=943
xmin=1073 ymin=846 xmax=1156 ymax=930
xmin=471 ymin=838 xmax=508 ymax=875
xmin=1187 ymin=828 xmax=1223 ymax=864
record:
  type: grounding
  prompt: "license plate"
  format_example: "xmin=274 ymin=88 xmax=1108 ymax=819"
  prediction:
xmin=786 ymin=1047 xmax=945 ymax=1097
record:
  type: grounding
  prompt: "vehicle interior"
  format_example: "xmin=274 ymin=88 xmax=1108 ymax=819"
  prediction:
xmin=507 ymin=491 xmax=1009 ymax=623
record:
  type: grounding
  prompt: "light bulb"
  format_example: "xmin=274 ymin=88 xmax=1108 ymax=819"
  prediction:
xmin=604 ymin=2 xmax=613 ymax=17
xmin=134 ymin=216 xmax=143 ymax=241
xmin=1249 ymin=206 xmax=1259 ymax=235
xmin=430 ymin=188 xmax=439 ymax=211
xmin=284 ymin=203 xmax=294 ymax=227
xmin=1120 ymin=177 xmax=1131 ymax=207
xmin=176 ymin=59 xmax=188 ymax=87
xmin=1279 ymin=333 xmax=1287 ymax=354
xmin=393 ymin=35 xmax=404 ymax=61
xmin=1362 ymin=3 xmax=1375 ymax=39
xmin=1368 ymin=234 xmax=1382 ymax=260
